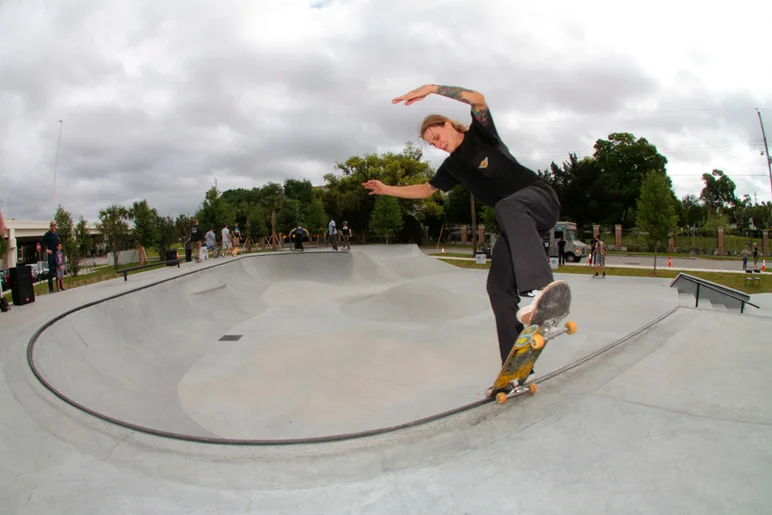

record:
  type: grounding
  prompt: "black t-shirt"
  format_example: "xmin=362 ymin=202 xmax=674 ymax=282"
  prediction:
xmin=341 ymin=226 xmax=350 ymax=236
xmin=428 ymin=110 xmax=549 ymax=207
xmin=190 ymin=225 xmax=204 ymax=242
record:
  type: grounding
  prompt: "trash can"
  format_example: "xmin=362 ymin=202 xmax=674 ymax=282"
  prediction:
xmin=165 ymin=250 xmax=178 ymax=266
xmin=475 ymin=253 xmax=487 ymax=265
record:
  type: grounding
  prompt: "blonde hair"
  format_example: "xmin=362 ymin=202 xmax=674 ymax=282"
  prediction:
xmin=419 ymin=114 xmax=468 ymax=141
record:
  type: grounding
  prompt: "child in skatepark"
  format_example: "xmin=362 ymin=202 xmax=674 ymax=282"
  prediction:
xmin=362 ymin=84 xmax=561 ymax=388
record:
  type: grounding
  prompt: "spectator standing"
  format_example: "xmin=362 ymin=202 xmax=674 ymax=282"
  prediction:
xmin=558 ymin=236 xmax=567 ymax=265
xmin=189 ymin=219 xmax=204 ymax=263
xmin=40 ymin=221 xmax=60 ymax=293
xmin=221 ymin=224 xmax=232 ymax=256
xmin=328 ymin=219 xmax=338 ymax=251
xmin=55 ymin=242 xmax=66 ymax=291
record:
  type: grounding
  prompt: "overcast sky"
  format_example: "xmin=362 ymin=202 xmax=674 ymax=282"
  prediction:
xmin=1 ymin=0 xmax=771 ymax=223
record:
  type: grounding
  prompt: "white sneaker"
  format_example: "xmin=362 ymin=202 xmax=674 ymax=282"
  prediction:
xmin=516 ymin=289 xmax=543 ymax=324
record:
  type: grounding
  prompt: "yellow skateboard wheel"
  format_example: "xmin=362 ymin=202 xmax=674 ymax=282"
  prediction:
xmin=530 ymin=333 xmax=545 ymax=350
xmin=496 ymin=392 xmax=508 ymax=404
xmin=529 ymin=383 xmax=538 ymax=394
xmin=565 ymin=320 xmax=577 ymax=335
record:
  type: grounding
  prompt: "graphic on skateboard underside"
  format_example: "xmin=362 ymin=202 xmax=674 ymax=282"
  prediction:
xmin=490 ymin=280 xmax=575 ymax=400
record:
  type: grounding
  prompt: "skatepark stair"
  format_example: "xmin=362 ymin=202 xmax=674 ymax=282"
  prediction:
xmin=670 ymin=273 xmax=759 ymax=313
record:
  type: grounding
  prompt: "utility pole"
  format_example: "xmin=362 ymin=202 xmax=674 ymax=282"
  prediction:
xmin=756 ymin=108 xmax=772 ymax=200
xmin=51 ymin=120 xmax=64 ymax=220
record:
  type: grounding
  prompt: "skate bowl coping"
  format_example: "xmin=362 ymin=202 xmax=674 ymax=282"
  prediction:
xmin=670 ymin=273 xmax=759 ymax=313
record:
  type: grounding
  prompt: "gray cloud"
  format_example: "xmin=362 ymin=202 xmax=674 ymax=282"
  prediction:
xmin=1 ymin=0 xmax=770 ymax=224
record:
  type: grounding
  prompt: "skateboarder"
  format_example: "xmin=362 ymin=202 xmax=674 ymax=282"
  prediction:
xmin=363 ymin=83 xmax=561 ymax=381
xmin=291 ymin=225 xmax=309 ymax=250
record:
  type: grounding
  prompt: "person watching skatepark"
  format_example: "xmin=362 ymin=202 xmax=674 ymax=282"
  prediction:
xmin=40 ymin=221 xmax=60 ymax=293
xmin=340 ymin=221 xmax=352 ymax=251
xmin=363 ymin=84 xmax=561 ymax=389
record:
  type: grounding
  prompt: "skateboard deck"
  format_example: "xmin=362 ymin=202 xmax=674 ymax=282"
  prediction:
xmin=488 ymin=280 xmax=576 ymax=404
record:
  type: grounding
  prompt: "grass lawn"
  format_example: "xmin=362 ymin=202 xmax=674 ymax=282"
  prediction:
xmin=438 ymin=258 xmax=772 ymax=294
xmin=426 ymin=248 xmax=747 ymax=262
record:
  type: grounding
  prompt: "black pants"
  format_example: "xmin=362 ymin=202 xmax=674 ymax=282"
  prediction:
xmin=47 ymin=254 xmax=57 ymax=292
xmin=487 ymin=184 xmax=561 ymax=364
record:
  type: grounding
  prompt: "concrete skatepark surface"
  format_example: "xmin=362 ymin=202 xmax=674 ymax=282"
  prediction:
xmin=1 ymin=244 xmax=771 ymax=513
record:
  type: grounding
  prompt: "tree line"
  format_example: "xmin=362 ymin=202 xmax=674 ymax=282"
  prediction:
xmin=537 ymin=132 xmax=771 ymax=233
xmin=45 ymin=132 xmax=771 ymax=275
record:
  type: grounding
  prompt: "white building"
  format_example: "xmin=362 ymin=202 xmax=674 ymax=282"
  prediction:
xmin=1 ymin=219 xmax=101 ymax=269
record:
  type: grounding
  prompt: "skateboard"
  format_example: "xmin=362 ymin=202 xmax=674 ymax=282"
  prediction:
xmin=487 ymin=280 xmax=576 ymax=404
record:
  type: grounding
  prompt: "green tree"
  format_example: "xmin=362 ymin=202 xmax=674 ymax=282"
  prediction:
xmin=328 ymin=142 xmax=442 ymax=243
xmin=246 ymin=204 xmax=270 ymax=244
xmin=636 ymin=171 xmax=679 ymax=273
xmin=700 ymin=169 xmax=737 ymax=215
xmin=221 ymin=187 xmax=262 ymax=231
xmin=129 ymin=200 xmax=159 ymax=264
xmin=197 ymin=181 xmax=236 ymax=233
xmin=54 ymin=205 xmax=83 ymax=276
xmin=680 ymin=194 xmax=704 ymax=228
xmin=0 ymin=226 xmax=10 ymax=267
xmin=480 ymin=205 xmax=499 ymax=236
xmin=442 ymin=185 xmax=487 ymax=226
xmin=98 ymin=205 xmax=132 ymax=269
xmin=303 ymin=198 xmax=329 ymax=237
xmin=745 ymin=201 xmax=772 ymax=229
xmin=154 ymin=215 xmax=178 ymax=259
xmin=369 ymin=195 xmax=404 ymax=243
xmin=284 ymin=178 xmax=315 ymax=206
xmin=702 ymin=210 xmax=731 ymax=231
xmin=258 ymin=182 xmax=285 ymax=249
xmin=175 ymin=214 xmax=191 ymax=245
xmin=74 ymin=217 xmax=93 ymax=260
xmin=539 ymin=154 xmax=606 ymax=229
xmin=276 ymin=198 xmax=303 ymax=234
xmin=594 ymin=133 xmax=669 ymax=227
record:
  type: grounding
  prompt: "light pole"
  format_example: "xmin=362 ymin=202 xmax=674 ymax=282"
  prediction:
xmin=756 ymin=108 xmax=772 ymax=201
xmin=51 ymin=119 xmax=64 ymax=220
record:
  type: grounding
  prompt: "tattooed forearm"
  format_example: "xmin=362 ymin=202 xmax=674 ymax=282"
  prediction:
xmin=434 ymin=85 xmax=480 ymax=105
xmin=471 ymin=105 xmax=491 ymax=128
xmin=435 ymin=85 xmax=474 ymax=103
xmin=434 ymin=85 xmax=490 ymax=127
